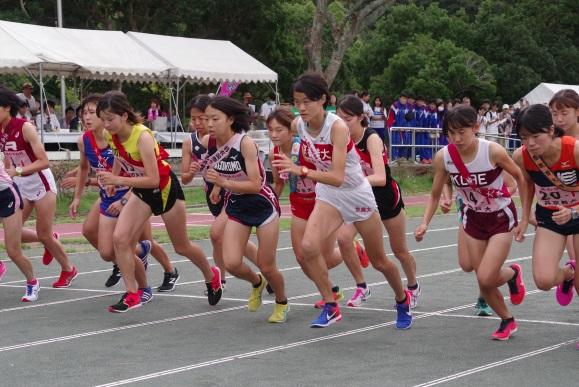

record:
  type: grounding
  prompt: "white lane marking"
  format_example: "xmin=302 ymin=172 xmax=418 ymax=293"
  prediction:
xmin=433 ymin=313 xmax=579 ymax=327
xmin=92 ymin=299 xmax=529 ymax=387
xmin=0 ymin=305 xmax=248 ymax=353
xmin=0 ymin=255 xmax=534 ymax=313
xmin=412 ymin=337 xmax=579 ymax=387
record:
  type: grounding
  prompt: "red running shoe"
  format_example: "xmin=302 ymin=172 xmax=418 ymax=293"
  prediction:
xmin=491 ymin=319 xmax=517 ymax=341
xmin=42 ymin=232 xmax=59 ymax=265
xmin=507 ymin=264 xmax=525 ymax=305
xmin=355 ymin=240 xmax=370 ymax=268
xmin=314 ymin=289 xmax=344 ymax=309
xmin=109 ymin=292 xmax=141 ymax=313
xmin=52 ymin=266 xmax=78 ymax=288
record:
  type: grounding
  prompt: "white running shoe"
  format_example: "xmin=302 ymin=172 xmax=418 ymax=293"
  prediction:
xmin=408 ymin=283 xmax=421 ymax=309
xmin=22 ymin=281 xmax=40 ymax=302
xmin=347 ymin=287 xmax=371 ymax=307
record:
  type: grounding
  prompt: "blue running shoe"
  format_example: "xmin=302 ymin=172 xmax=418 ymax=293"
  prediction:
xmin=139 ymin=286 xmax=153 ymax=304
xmin=137 ymin=240 xmax=152 ymax=270
xmin=310 ymin=303 xmax=342 ymax=328
xmin=395 ymin=290 xmax=413 ymax=330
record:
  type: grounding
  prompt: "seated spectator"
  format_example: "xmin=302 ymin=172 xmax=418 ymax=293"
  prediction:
xmin=69 ymin=106 xmax=82 ymax=131
xmin=35 ymin=100 xmax=61 ymax=132
xmin=60 ymin=106 xmax=75 ymax=129
xmin=259 ymin=93 xmax=277 ymax=129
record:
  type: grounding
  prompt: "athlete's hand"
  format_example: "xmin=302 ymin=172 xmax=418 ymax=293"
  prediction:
xmin=69 ymin=198 xmax=80 ymax=219
xmin=106 ymin=201 xmax=123 ymax=217
xmin=529 ymin=213 xmax=538 ymax=228
xmin=60 ymin=176 xmax=77 ymax=190
xmin=189 ymin=161 xmax=201 ymax=175
xmin=440 ymin=198 xmax=452 ymax=214
xmin=513 ymin=220 xmax=528 ymax=242
xmin=209 ymin=186 xmax=222 ymax=205
xmin=5 ymin=159 xmax=16 ymax=178
xmin=414 ymin=223 xmax=428 ymax=242
xmin=97 ymin=171 xmax=119 ymax=186
xmin=205 ymin=168 xmax=224 ymax=186
xmin=552 ymin=205 xmax=572 ymax=225
xmin=271 ymin=153 xmax=299 ymax=176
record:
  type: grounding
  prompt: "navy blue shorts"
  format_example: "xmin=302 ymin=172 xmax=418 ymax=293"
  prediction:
xmin=0 ymin=183 xmax=23 ymax=218
xmin=536 ymin=204 xmax=579 ymax=236
xmin=100 ymin=188 xmax=130 ymax=218
xmin=225 ymin=192 xmax=280 ymax=228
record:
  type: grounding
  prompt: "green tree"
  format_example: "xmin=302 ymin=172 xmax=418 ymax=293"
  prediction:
xmin=372 ymin=35 xmax=495 ymax=102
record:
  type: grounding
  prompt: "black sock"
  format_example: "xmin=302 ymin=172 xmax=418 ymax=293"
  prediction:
xmin=503 ymin=317 xmax=514 ymax=323
xmin=331 ymin=285 xmax=340 ymax=293
xmin=396 ymin=295 xmax=408 ymax=304
xmin=326 ymin=302 xmax=338 ymax=307
xmin=253 ymin=276 xmax=262 ymax=289
xmin=357 ymin=282 xmax=367 ymax=289
xmin=276 ymin=300 xmax=288 ymax=305
xmin=221 ymin=279 xmax=226 ymax=284
xmin=408 ymin=283 xmax=418 ymax=290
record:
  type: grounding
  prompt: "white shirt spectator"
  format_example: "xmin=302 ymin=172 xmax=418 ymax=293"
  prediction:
xmin=260 ymin=100 xmax=277 ymax=121
xmin=35 ymin=112 xmax=61 ymax=132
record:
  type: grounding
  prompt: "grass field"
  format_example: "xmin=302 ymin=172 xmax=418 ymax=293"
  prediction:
xmin=7 ymin=172 xmax=434 ymax=253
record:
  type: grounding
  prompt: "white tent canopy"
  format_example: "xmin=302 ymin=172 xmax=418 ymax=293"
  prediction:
xmin=0 ymin=20 xmax=170 ymax=82
xmin=523 ymin=83 xmax=579 ymax=105
xmin=127 ymin=31 xmax=277 ymax=84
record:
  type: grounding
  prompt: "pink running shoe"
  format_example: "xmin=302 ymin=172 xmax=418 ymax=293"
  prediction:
xmin=0 ymin=261 xmax=6 ymax=281
xmin=491 ymin=319 xmax=517 ymax=341
xmin=42 ymin=232 xmax=59 ymax=265
xmin=556 ymin=260 xmax=575 ymax=306
xmin=507 ymin=264 xmax=525 ymax=305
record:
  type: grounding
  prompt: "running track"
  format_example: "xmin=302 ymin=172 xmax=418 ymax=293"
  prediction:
xmin=2 ymin=194 xmax=431 ymax=241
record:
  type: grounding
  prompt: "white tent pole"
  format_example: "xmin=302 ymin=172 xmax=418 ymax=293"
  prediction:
xmin=39 ymin=63 xmax=45 ymax=144
xmin=175 ymin=78 xmax=180 ymax=149
xmin=57 ymin=0 xmax=66 ymax=119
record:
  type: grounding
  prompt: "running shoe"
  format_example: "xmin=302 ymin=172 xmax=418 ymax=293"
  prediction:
xmin=157 ymin=268 xmax=179 ymax=292
xmin=0 ymin=260 xmax=6 ymax=281
xmin=268 ymin=303 xmax=290 ymax=323
xmin=314 ymin=289 xmax=344 ymax=309
xmin=138 ymin=286 xmax=153 ymax=304
xmin=248 ymin=273 xmax=267 ymax=311
xmin=355 ymin=240 xmax=370 ymax=268
xmin=395 ymin=290 xmax=413 ymax=330
xmin=491 ymin=318 xmax=517 ymax=341
xmin=105 ymin=264 xmax=122 ymax=288
xmin=556 ymin=260 xmax=575 ymax=306
xmin=21 ymin=280 xmax=40 ymax=302
xmin=206 ymin=266 xmax=223 ymax=306
xmin=52 ymin=266 xmax=78 ymax=288
xmin=310 ymin=303 xmax=342 ymax=328
xmin=408 ymin=282 xmax=421 ymax=309
xmin=42 ymin=232 xmax=59 ymax=265
xmin=266 ymin=283 xmax=274 ymax=295
xmin=109 ymin=292 xmax=141 ymax=313
xmin=507 ymin=263 xmax=526 ymax=305
xmin=137 ymin=240 xmax=152 ymax=270
xmin=474 ymin=297 xmax=493 ymax=316
xmin=346 ymin=286 xmax=371 ymax=307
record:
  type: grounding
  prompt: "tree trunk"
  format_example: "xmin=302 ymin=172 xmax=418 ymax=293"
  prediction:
xmin=306 ymin=0 xmax=397 ymax=87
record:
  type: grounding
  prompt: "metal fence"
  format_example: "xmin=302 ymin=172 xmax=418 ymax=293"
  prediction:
xmin=388 ymin=127 xmax=521 ymax=164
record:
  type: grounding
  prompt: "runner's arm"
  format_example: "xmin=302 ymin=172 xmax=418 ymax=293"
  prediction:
xmin=365 ymin=133 xmax=387 ymax=187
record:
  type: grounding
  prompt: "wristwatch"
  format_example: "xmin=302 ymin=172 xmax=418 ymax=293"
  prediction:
xmin=571 ymin=208 xmax=578 ymax=220
xmin=15 ymin=166 xmax=23 ymax=176
xmin=120 ymin=197 xmax=128 ymax=206
xmin=300 ymin=166 xmax=309 ymax=178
